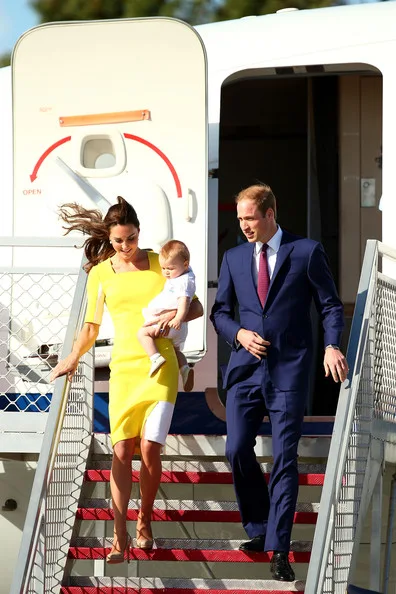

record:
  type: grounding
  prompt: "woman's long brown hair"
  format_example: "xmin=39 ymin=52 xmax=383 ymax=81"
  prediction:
xmin=59 ymin=196 xmax=140 ymax=272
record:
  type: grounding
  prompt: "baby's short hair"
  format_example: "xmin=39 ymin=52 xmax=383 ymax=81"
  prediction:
xmin=160 ymin=240 xmax=190 ymax=263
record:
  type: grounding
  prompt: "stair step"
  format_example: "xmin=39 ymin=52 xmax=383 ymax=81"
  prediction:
xmin=84 ymin=469 xmax=324 ymax=486
xmin=61 ymin=576 xmax=306 ymax=593
xmin=76 ymin=500 xmax=319 ymax=524
xmin=62 ymin=587 xmax=302 ymax=593
xmin=71 ymin=537 xmax=312 ymax=551
xmin=68 ymin=547 xmax=311 ymax=563
xmin=68 ymin=537 xmax=311 ymax=563
xmin=93 ymin=433 xmax=330 ymax=458
xmin=88 ymin=461 xmax=326 ymax=473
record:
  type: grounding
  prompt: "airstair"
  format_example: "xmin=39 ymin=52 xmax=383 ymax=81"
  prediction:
xmin=2 ymin=239 xmax=396 ymax=594
xmin=58 ymin=430 xmax=325 ymax=593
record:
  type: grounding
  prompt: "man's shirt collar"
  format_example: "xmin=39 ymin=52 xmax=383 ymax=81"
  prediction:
xmin=255 ymin=226 xmax=283 ymax=255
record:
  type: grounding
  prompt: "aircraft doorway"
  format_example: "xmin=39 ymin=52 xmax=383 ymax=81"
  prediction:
xmin=217 ymin=70 xmax=382 ymax=415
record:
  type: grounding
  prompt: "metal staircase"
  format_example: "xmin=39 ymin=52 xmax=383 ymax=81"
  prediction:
xmin=60 ymin=433 xmax=328 ymax=593
xmin=5 ymin=239 xmax=396 ymax=593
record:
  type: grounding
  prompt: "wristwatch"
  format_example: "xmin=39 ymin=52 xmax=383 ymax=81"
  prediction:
xmin=325 ymin=344 xmax=340 ymax=350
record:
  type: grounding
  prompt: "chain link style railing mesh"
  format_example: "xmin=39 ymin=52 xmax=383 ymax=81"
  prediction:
xmin=5 ymin=241 xmax=95 ymax=594
xmin=32 ymin=354 xmax=93 ymax=594
xmin=0 ymin=269 xmax=78 ymax=413
xmin=0 ymin=238 xmax=85 ymax=430
xmin=324 ymin=340 xmax=375 ymax=593
xmin=0 ymin=270 xmax=77 ymax=412
xmin=306 ymin=241 xmax=396 ymax=594
xmin=373 ymin=273 xmax=396 ymax=440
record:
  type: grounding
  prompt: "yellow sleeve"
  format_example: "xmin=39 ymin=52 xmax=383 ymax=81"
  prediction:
xmin=84 ymin=265 xmax=105 ymax=325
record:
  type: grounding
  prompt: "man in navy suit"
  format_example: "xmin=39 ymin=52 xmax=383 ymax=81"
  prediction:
xmin=210 ymin=184 xmax=348 ymax=581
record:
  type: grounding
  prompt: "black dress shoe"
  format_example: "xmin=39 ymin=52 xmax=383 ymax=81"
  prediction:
xmin=270 ymin=551 xmax=295 ymax=581
xmin=239 ymin=535 xmax=266 ymax=552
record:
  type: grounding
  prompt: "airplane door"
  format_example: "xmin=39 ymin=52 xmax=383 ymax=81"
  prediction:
xmin=12 ymin=18 xmax=207 ymax=359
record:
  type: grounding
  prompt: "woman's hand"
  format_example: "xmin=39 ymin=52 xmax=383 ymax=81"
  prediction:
xmin=49 ymin=322 xmax=99 ymax=382
xmin=143 ymin=309 xmax=177 ymax=337
xmin=49 ymin=352 xmax=80 ymax=383
xmin=168 ymin=317 xmax=182 ymax=331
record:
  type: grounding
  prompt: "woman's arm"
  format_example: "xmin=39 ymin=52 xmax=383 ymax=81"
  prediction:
xmin=168 ymin=297 xmax=190 ymax=330
xmin=49 ymin=322 xmax=100 ymax=382
xmin=185 ymin=297 xmax=203 ymax=322
xmin=144 ymin=297 xmax=204 ymax=337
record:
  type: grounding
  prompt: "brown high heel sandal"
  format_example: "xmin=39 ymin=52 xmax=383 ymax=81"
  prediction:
xmin=106 ymin=533 xmax=132 ymax=564
xmin=136 ymin=514 xmax=154 ymax=550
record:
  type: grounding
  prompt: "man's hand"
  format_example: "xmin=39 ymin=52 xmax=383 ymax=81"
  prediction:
xmin=143 ymin=309 xmax=177 ymax=337
xmin=323 ymin=347 xmax=349 ymax=383
xmin=236 ymin=328 xmax=270 ymax=360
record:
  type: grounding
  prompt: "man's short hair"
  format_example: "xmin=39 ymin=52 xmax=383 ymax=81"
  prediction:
xmin=235 ymin=183 xmax=277 ymax=219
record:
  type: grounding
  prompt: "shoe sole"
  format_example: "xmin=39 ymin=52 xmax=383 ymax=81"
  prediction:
xmin=106 ymin=556 xmax=126 ymax=564
xmin=149 ymin=357 xmax=166 ymax=377
xmin=239 ymin=547 xmax=265 ymax=552
xmin=136 ymin=540 xmax=154 ymax=550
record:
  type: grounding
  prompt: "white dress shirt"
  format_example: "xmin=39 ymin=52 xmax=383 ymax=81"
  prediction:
xmin=253 ymin=226 xmax=283 ymax=287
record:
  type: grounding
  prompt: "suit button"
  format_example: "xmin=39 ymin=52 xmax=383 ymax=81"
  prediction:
xmin=263 ymin=314 xmax=268 ymax=319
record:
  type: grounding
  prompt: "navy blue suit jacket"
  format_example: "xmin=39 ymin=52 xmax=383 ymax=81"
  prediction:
xmin=210 ymin=231 xmax=344 ymax=392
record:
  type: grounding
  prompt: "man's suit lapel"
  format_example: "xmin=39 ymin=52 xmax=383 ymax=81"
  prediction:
xmin=238 ymin=234 xmax=295 ymax=309
xmin=266 ymin=232 xmax=295 ymax=303
xmin=240 ymin=242 xmax=262 ymax=309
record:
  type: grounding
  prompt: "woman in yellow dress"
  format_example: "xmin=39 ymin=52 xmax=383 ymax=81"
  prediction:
xmin=50 ymin=196 xmax=203 ymax=563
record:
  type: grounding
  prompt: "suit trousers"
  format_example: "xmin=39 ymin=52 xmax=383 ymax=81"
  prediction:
xmin=225 ymin=360 xmax=306 ymax=552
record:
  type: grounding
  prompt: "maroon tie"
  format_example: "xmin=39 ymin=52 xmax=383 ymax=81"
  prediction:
xmin=257 ymin=244 xmax=270 ymax=307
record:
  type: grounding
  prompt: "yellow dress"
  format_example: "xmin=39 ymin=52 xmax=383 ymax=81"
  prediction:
xmin=84 ymin=252 xmax=179 ymax=446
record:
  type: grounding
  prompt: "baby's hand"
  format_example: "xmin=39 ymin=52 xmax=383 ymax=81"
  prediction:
xmin=168 ymin=318 xmax=182 ymax=331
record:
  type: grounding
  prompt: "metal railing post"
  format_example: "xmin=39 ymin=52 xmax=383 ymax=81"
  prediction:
xmin=370 ymin=459 xmax=383 ymax=591
xmin=9 ymin=254 xmax=93 ymax=594
xmin=383 ymin=472 xmax=396 ymax=594
xmin=305 ymin=241 xmax=378 ymax=594
xmin=305 ymin=240 xmax=396 ymax=593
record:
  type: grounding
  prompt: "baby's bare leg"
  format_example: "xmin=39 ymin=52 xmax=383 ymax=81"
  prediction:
xmin=174 ymin=346 xmax=187 ymax=370
xmin=137 ymin=326 xmax=160 ymax=357
xmin=138 ymin=326 xmax=166 ymax=377
xmin=175 ymin=347 xmax=194 ymax=392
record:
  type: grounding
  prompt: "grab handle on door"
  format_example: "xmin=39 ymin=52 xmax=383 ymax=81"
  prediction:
xmin=184 ymin=188 xmax=193 ymax=222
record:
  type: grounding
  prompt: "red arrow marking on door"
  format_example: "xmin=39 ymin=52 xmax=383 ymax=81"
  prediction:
xmin=29 ymin=134 xmax=182 ymax=196
xmin=124 ymin=133 xmax=182 ymax=197
xmin=30 ymin=136 xmax=72 ymax=182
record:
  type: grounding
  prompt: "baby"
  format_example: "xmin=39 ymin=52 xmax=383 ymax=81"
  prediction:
xmin=137 ymin=240 xmax=196 ymax=391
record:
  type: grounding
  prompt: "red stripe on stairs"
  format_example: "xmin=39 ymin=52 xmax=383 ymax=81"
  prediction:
xmin=60 ymin=586 xmax=304 ymax=594
xmin=84 ymin=470 xmax=324 ymax=486
xmin=76 ymin=509 xmax=317 ymax=524
xmin=68 ymin=547 xmax=311 ymax=563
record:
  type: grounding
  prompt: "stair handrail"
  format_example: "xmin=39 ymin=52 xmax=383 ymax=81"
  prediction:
xmin=10 ymin=255 xmax=93 ymax=594
xmin=305 ymin=239 xmax=396 ymax=593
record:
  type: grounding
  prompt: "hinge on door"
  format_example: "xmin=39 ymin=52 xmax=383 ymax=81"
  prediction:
xmin=209 ymin=169 xmax=219 ymax=179
xmin=208 ymin=280 xmax=218 ymax=288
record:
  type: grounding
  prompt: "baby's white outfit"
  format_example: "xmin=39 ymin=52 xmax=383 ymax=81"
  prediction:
xmin=142 ymin=267 xmax=196 ymax=348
